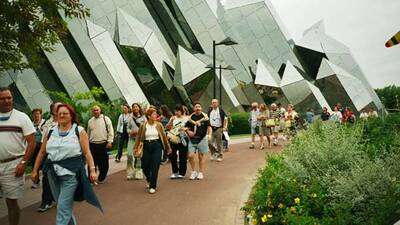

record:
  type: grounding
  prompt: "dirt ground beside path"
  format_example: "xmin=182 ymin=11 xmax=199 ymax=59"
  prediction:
xmin=0 ymin=142 xmax=282 ymax=225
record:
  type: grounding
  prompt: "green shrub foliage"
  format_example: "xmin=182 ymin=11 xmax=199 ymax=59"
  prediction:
xmin=229 ymin=112 xmax=250 ymax=135
xmin=375 ymin=85 xmax=400 ymax=111
xmin=243 ymin=114 xmax=400 ymax=225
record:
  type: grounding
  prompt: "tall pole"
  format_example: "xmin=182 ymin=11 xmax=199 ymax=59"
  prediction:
xmin=219 ymin=65 xmax=222 ymax=106
xmin=213 ymin=40 xmax=216 ymax=99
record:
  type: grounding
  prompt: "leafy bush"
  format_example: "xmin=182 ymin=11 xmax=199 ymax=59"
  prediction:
xmin=243 ymin=114 xmax=400 ymax=225
xmin=375 ymin=85 xmax=400 ymax=111
xmin=361 ymin=114 xmax=400 ymax=158
xmin=48 ymin=87 xmax=125 ymax=129
xmin=229 ymin=112 xmax=250 ymax=135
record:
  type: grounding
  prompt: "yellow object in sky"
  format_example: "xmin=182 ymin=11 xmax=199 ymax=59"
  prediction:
xmin=385 ymin=31 xmax=400 ymax=48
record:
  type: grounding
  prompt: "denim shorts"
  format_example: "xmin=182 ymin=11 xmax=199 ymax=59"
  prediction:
xmin=251 ymin=126 xmax=259 ymax=135
xmin=188 ymin=137 xmax=209 ymax=154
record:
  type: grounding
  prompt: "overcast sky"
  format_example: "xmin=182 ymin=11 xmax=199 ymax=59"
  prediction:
xmin=266 ymin=0 xmax=400 ymax=88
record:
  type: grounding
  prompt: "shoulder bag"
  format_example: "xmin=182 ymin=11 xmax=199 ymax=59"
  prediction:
xmin=265 ymin=119 xmax=275 ymax=127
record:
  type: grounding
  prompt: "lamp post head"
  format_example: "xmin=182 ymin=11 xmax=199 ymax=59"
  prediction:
xmin=206 ymin=64 xmax=236 ymax=70
xmin=205 ymin=64 xmax=213 ymax=69
xmin=216 ymin=37 xmax=238 ymax=46
xmin=223 ymin=65 xmax=236 ymax=70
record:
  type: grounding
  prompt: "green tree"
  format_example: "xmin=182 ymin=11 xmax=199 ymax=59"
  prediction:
xmin=375 ymin=85 xmax=400 ymax=111
xmin=0 ymin=0 xmax=89 ymax=72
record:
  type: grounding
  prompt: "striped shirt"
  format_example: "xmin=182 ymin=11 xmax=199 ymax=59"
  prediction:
xmin=0 ymin=109 xmax=35 ymax=160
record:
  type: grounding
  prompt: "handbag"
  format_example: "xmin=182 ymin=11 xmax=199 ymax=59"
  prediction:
xmin=265 ymin=119 xmax=275 ymax=127
xmin=134 ymin=141 xmax=143 ymax=157
xmin=180 ymin=131 xmax=188 ymax=147
xmin=167 ymin=131 xmax=180 ymax=144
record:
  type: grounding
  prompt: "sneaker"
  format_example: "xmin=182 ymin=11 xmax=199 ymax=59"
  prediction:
xmin=37 ymin=202 xmax=53 ymax=212
xmin=149 ymin=188 xmax=156 ymax=194
xmin=177 ymin=175 xmax=184 ymax=179
xmin=249 ymin=143 xmax=255 ymax=149
xmin=210 ymin=154 xmax=216 ymax=161
xmin=216 ymin=157 xmax=223 ymax=162
xmin=197 ymin=172 xmax=204 ymax=180
xmin=170 ymin=173 xmax=179 ymax=179
xmin=127 ymin=175 xmax=134 ymax=180
xmin=189 ymin=171 xmax=198 ymax=180
xmin=260 ymin=145 xmax=265 ymax=150
xmin=98 ymin=180 xmax=106 ymax=184
xmin=31 ymin=182 xmax=40 ymax=189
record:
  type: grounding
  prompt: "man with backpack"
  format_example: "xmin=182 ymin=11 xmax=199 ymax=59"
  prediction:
xmin=207 ymin=99 xmax=227 ymax=162
xmin=87 ymin=105 xmax=114 ymax=183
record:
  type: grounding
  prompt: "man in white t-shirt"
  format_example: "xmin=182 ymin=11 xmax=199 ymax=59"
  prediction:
xmin=207 ymin=99 xmax=227 ymax=162
xmin=0 ymin=87 xmax=36 ymax=225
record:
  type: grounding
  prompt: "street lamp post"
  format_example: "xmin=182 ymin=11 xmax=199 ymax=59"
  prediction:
xmin=213 ymin=40 xmax=216 ymax=99
xmin=212 ymin=37 xmax=238 ymax=99
xmin=219 ymin=64 xmax=222 ymax=103
xmin=206 ymin=64 xmax=236 ymax=106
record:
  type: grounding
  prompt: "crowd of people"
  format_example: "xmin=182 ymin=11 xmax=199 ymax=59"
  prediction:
xmin=0 ymin=87 xmax=232 ymax=225
xmin=0 ymin=85 xmax=380 ymax=225
xmin=247 ymin=101 xmax=379 ymax=150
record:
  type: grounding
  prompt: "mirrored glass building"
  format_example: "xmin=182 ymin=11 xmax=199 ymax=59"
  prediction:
xmin=0 ymin=0 xmax=381 ymax=115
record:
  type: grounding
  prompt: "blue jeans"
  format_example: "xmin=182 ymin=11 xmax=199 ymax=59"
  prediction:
xmin=47 ymin=172 xmax=78 ymax=225
xmin=116 ymin=132 xmax=129 ymax=160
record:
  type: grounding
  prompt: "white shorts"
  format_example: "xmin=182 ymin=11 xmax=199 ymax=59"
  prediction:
xmin=0 ymin=158 xmax=24 ymax=199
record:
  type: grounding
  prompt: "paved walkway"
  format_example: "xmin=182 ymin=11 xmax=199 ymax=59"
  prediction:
xmin=0 ymin=138 xmax=282 ymax=225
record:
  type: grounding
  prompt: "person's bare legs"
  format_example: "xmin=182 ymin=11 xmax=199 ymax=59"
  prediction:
xmin=188 ymin=152 xmax=196 ymax=171
xmin=198 ymin=153 xmax=206 ymax=173
xmin=273 ymin=132 xmax=279 ymax=146
xmin=259 ymin=134 xmax=264 ymax=149
xmin=6 ymin=198 xmax=20 ymax=225
xmin=267 ymin=132 xmax=272 ymax=148
xmin=250 ymin=133 xmax=256 ymax=149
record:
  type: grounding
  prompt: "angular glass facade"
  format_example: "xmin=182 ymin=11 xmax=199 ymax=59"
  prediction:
xmin=27 ymin=51 xmax=69 ymax=99
xmin=315 ymin=59 xmax=374 ymax=114
xmin=61 ymin=32 xmax=103 ymax=91
xmin=118 ymin=45 xmax=184 ymax=108
xmin=296 ymin=20 xmax=382 ymax=111
xmin=0 ymin=0 xmax=382 ymax=115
